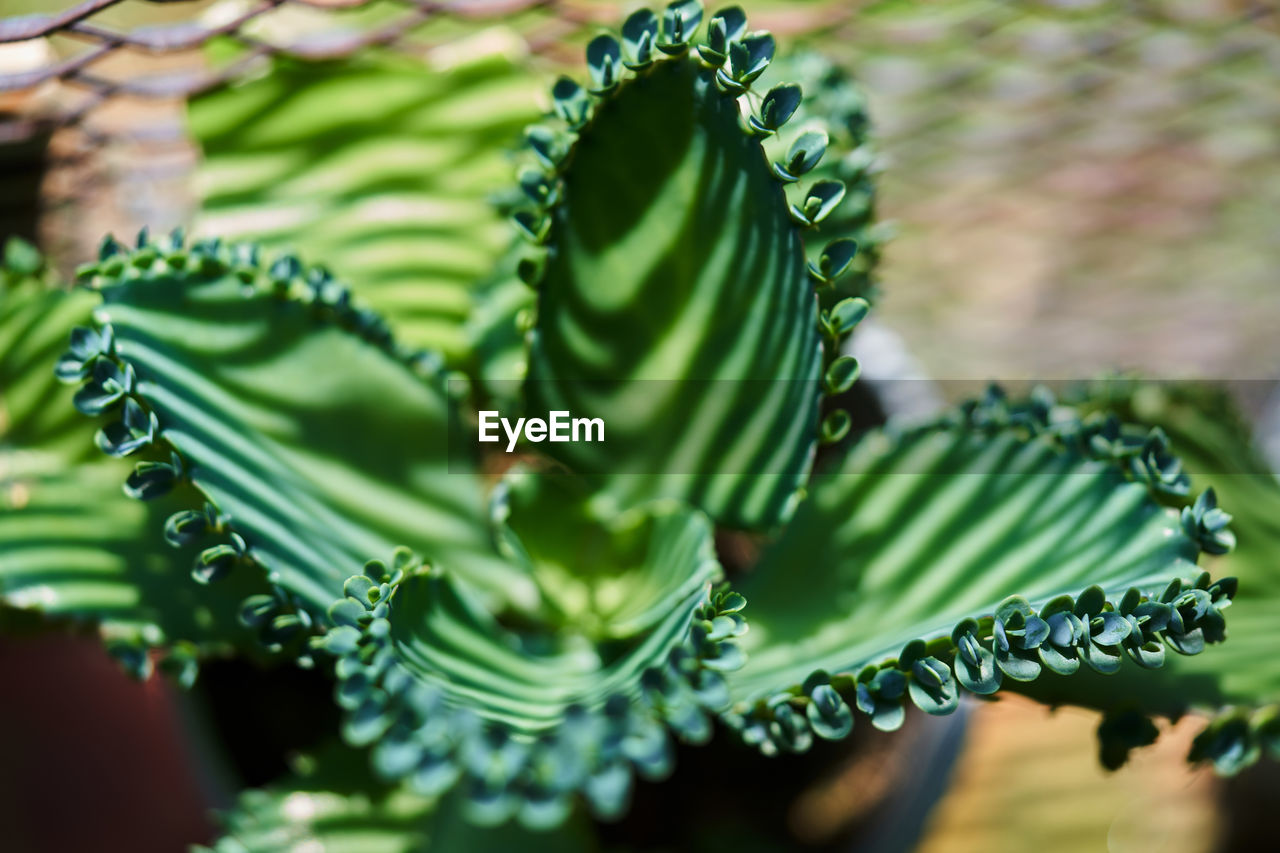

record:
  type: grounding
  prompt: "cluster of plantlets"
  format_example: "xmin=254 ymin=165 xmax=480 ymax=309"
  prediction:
xmin=2 ymin=2 xmax=1275 ymax=848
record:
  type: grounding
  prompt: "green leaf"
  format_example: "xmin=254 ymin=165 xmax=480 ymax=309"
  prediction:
xmin=318 ymin=476 xmax=743 ymax=827
xmin=0 ymin=454 xmax=265 ymax=660
xmin=1014 ymin=382 xmax=1280 ymax=774
xmin=809 ymin=239 xmax=859 ymax=286
xmin=0 ymin=276 xmax=99 ymax=464
xmin=551 ymin=77 xmax=591 ymax=128
xmin=723 ymin=390 xmax=1230 ymax=756
xmin=657 ymin=0 xmax=704 ymax=54
xmin=511 ymin=210 xmax=549 ymax=244
xmin=952 ymin=619 xmax=1000 ymax=694
xmin=490 ymin=471 xmax=721 ymax=639
xmin=585 ymin=35 xmax=622 ymax=94
xmin=3 ymin=236 xmax=43 ymax=280
xmin=715 ymin=32 xmax=775 ymax=93
xmin=772 ymin=130 xmax=827 ymax=183
xmin=823 ymin=356 xmax=860 ymax=395
xmin=523 ymin=54 xmax=826 ymax=530
xmin=826 ymin=296 xmax=869 ymax=337
xmin=621 ymin=9 xmax=659 ymax=69
xmin=750 ymin=83 xmax=803 ymax=135
xmin=188 ymin=47 xmax=542 ymax=363
xmin=790 ymin=180 xmax=846 ymax=227
xmin=70 ymin=241 xmax=528 ymax=616
xmin=819 ymin=409 xmax=851 ymax=445
xmin=1 ymin=261 xmax=265 ymax=667
xmin=698 ymin=6 xmax=747 ymax=66
xmin=802 ymin=673 xmax=853 ymax=740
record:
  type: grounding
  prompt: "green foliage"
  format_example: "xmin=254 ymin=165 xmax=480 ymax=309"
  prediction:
xmin=2 ymin=2 xmax=1271 ymax=846
xmin=319 ymin=523 xmax=741 ymax=827
xmin=524 ymin=58 xmax=822 ymax=529
xmin=1 ymin=239 xmax=264 ymax=676
xmin=68 ymin=234 xmax=524 ymax=623
xmin=725 ymin=388 xmax=1232 ymax=754
xmin=308 ymin=469 xmax=743 ymax=827
xmin=1014 ymin=383 xmax=1280 ymax=774
xmin=1 ymin=241 xmax=95 ymax=463
xmin=0 ymin=456 xmax=262 ymax=681
xmin=469 ymin=46 xmax=886 ymax=419
xmin=63 ymin=235 xmax=748 ymax=828
xmin=189 ymin=44 xmax=542 ymax=362
xmin=511 ymin=5 xmax=874 ymax=530
xmin=758 ymin=51 xmax=886 ymax=307
xmin=2 ymin=236 xmax=44 ymax=281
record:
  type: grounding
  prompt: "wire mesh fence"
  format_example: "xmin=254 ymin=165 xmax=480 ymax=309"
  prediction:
xmin=0 ymin=1 xmax=579 ymax=143
xmin=2 ymin=0 xmax=1278 ymax=381
xmin=0 ymin=0 xmax=591 ymax=271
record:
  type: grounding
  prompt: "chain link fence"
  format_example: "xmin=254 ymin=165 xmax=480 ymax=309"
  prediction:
xmin=2 ymin=0 xmax=1278 ymax=381
xmin=0 ymin=1 xmax=583 ymax=144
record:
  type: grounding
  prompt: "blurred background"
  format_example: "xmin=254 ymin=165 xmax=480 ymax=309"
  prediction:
xmin=2 ymin=1 xmax=1278 ymax=851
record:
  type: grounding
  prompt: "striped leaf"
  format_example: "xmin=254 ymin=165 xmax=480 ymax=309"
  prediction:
xmin=0 ymin=273 xmax=98 ymax=464
xmin=190 ymin=46 xmax=542 ymax=362
xmin=467 ymin=247 xmax=533 ymax=404
xmin=318 ymin=473 xmax=744 ymax=827
xmin=1016 ymin=384 xmax=1280 ymax=773
xmin=1 ymin=455 xmax=262 ymax=670
xmin=723 ymin=390 xmax=1232 ymax=756
xmin=515 ymin=13 xmax=863 ymax=531
xmin=1 ymin=266 xmax=263 ymax=670
xmin=473 ymin=51 xmax=885 ymax=406
xmin=68 ymin=238 xmax=753 ymax=826
xmin=69 ymin=238 xmax=528 ymax=619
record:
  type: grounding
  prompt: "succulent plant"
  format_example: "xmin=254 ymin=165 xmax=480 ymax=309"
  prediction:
xmin=1 ymin=3 xmax=1272 ymax=849
xmin=1010 ymin=381 xmax=1280 ymax=776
